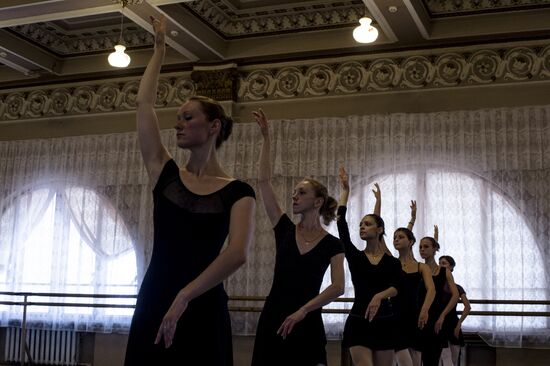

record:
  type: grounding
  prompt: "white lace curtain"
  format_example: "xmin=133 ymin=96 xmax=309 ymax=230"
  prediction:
xmin=0 ymin=105 xmax=548 ymax=346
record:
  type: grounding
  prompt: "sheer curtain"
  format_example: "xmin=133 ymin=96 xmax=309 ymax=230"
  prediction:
xmin=0 ymin=105 xmax=549 ymax=346
xmin=0 ymin=136 xmax=148 ymax=332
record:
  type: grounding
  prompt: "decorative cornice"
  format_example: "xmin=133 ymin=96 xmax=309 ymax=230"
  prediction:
xmin=1 ymin=42 xmax=549 ymax=121
xmin=0 ymin=77 xmax=195 ymax=121
xmin=9 ymin=24 xmax=153 ymax=55
xmin=239 ymin=44 xmax=550 ymax=101
xmin=184 ymin=0 xmax=364 ymax=38
xmin=423 ymin=0 xmax=550 ymax=16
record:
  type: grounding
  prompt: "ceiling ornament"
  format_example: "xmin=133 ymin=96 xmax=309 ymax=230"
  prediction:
xmin=184 ymin=0 xmax=365 ymax=38
xmin=9 ymin=23 xmax=153 ymax=56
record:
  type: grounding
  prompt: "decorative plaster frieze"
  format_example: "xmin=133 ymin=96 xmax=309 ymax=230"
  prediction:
xmin=239 ymin=44 xmax=550 ymax=100
xmin=0 ymin=77 xmax=195 ymax=121
xmin=1 ymin=43 xmax=550 ymax=121
xmin=423 ymin=0 xmax=550 ymax=15
xmin=184 ymin=0 xmax=364 ymax=38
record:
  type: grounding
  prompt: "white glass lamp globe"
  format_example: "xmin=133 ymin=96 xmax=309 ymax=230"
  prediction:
xmin=108 ymin=44 xmax=131 ymax=68
xmin=353 ymin=17 xmax=379 ymax=44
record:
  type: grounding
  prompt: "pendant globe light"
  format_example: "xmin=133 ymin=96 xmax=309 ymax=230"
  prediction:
xmin=108 ymin=1 xmax=131 ymax=68
xmin=353 ymin=11 xmax=378 ymax=44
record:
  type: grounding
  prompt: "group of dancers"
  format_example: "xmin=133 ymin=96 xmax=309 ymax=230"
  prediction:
xmin=122 ymin=16 xmax=471 ymax=366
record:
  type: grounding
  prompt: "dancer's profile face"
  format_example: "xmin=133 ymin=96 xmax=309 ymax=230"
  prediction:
xmin=359 ymin=215 xmax=379 ymax=241
xmin=174 ymin=101 xmax=216 ymax=149
xmin=292 ymin=181 xmax=319 ymax=214
xmin=393 ymin=230 xmax=411 ymax=250
xmin=439 ymin=258 xmax=454 ymax=271
xmin=418 ymin=238 xmax=435 ymax=259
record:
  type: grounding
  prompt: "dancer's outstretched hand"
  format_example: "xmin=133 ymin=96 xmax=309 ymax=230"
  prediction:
xmin=365 ymin=294 xmax=381 ymax=321
xmin=372 ymin=183 xmax=381 ymax=202
xmin=434 ymin=315 xmax=444 ymax=334
xmin=339 ymin=167 xmax=350 ymax=192
xmin=150 ymin=15 xmax=166 ymax=48
xmin=277 ymin=308 xmax=307 ymax=339
xmin=252 ymin=109 xmax=269 ymax=138
xmin=155 ymin=291 xmax=189 ymax=348
xmin=454 ymin=324 xmax=461 ymax=338
xmin=418 ymin=308 xmax=428 ymax=329
xmin=410 ymin=200 xmax=417 ymax=218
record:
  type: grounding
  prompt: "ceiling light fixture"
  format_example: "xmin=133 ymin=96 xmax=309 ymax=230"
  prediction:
xmin=108 ymin=2 xmax=131 ymax=68
xmin=353 ymin=16 xmax=378 ymax=44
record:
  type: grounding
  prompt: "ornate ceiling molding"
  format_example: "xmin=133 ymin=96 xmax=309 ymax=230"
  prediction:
xmin=183 ymin=0 xmax=365 ymax=38
xmin=9 ymin=23 xmax=153 ymax=55
xmin=1 ymin=41 xmax=549 ymax=121
xmin=423 ymin=0 xmax=550 ymax=16
xmin=239 ymin=43 xmax=550 ymax=101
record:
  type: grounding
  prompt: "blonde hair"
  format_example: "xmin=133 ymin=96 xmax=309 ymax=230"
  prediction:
xmin=303 ymin=178 xmax=338 ymax=225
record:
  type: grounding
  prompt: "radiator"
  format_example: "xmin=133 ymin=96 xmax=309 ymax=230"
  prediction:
xmin=4 ymin=327 xmax=78 ymax=365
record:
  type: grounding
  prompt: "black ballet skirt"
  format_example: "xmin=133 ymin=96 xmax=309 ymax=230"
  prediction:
xmin=251 ymin=214 xmax=344 ymax=366
xmin=336 ymin=206 xmax=402 ymax=351
xmin=124 ymin=159 xmax=255 ymax=366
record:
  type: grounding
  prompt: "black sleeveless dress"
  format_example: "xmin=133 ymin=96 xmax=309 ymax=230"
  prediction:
xmin=420 ymin=267 xmax=450 ymax=366
xmin=124 ymin=159 xmax=255 ymax=366
xmin=443 ymin=283 xmax=466 ymax=346
xmin=251 ymin=214 xmax=344 ymax=366
xmin=395 ymin=263 xmax=424 ymax=351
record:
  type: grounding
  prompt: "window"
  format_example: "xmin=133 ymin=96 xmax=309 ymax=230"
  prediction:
xmin=0 ymin=185 xmax=137 ymax=330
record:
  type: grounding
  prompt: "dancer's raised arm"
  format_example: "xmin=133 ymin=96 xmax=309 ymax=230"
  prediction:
xmin=371 ymin=183 xmax=392 ymax=255
xmin=407 ymin=200 xmax=417 ymax=231
xmin=136 ymin=16 xmax=171 ymax=185
xmin=253 ymin=109 xmax=283 ymax=226
xmin=372 ymin=182 xmax=381 ymax=216
xmin=338 ymin=167 xmax=350 ymax=207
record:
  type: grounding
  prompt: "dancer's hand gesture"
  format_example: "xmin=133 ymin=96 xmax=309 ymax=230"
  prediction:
xmin=372 ymin=183 xmax=381 ymax=202
xmin=365 ymin=294 xmax=381 ymax=321
xmin=277 ymin=308 xmax=307 ymax=339
xmin=339 ymin=167 xmax=350 ymax=192
xmin=418 ymin=308 xmax=428 ymax=329
xmin=252 ymin=109 xmax=269 ymax=138
xmin=155 ymin=290 xmax=189 ymax=348
xmin=150 ymin=16 xmax=166 ymax=49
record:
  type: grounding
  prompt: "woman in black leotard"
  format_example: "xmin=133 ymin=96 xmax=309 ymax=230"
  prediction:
xmin=439 ymin=255 xmax=471 ymax=366
xmin=392 ymin=226 xmax=435 ymax=366
xmin=418 ymin=234 xmax=459 ymax=366
xmin=372 ymin=186 xmax=435 ymax=366
xmin=124 ymin=16 xmax=256 ymax=366
xmin=337 ymin=168 xmax=402 ymax=366
xmin=251 ymin=109 xmax=345 ymax=366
